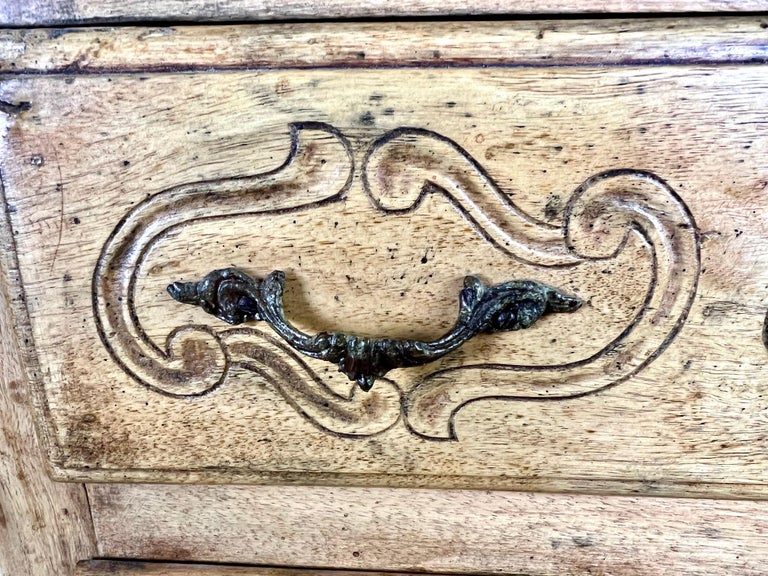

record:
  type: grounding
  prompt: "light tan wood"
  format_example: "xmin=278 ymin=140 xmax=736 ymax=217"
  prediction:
xmin=89 ymin=483 xmax=768 ymax=576
xmin=76 ymin=562 xmax=432 ymax=576
xmin=3 ymin=20 xmax=768 ymax=497
xmin=0 ymin=183 xmax=97 ymax=574
xmin=2 ymin=18 xmax=768 ymax=74
xmin=1 ymin=0 xmax=766 ymax=26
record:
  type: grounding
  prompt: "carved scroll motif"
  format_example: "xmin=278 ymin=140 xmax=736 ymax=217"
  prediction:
xmin=363 ymin=129 xmax=700 ymax=439
xmin=94 ymin=123 xmax=699 ymax=440
xmin=94 ymin=123 xmax=404 ymax=437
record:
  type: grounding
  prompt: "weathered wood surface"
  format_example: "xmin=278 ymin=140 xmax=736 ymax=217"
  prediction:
xmin=2 ymin=0 xmax=766 ymax=26
xmin=88 ymin=483 xmax=768 ymax=576
xmin=1 ymin=18 xmax=768 ymax=74
xmin=76 ymin=562 xmax=437 ymax=576
xmin=0 ymin=183 xmax=96 ymax=573
xmin=2 ymin=21 xmax=768 ymax=496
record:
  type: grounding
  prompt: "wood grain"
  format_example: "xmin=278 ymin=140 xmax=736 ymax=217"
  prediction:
xmin=89 ymin=483 xmax=768 ymax=576
xmin=1 ymin=0 xmax=766 ymax=27
xmin=76 ymin=562 xmax=437 ymax=576
xmin=0 ymin=181 xmax=96 ymax=574
xmin=3 ymin=22 xmax=768 ymax=496
xmin=4 ymin=56 xmax=768 ymax=496
xmin=1 ymin=18 xmax=768 ymax=74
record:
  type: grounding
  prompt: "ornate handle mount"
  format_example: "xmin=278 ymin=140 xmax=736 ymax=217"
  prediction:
xmin=167 ymin=269 xmax=581 ymax=391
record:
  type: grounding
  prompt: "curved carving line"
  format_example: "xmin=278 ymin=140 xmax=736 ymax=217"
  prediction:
xmin=362 ymin=127 xmax=582 ymax=267
xmin=95 ymin=122 xmax=699 ymax=442
xmin=222 ymin=327 xmax=403 ymax=438
xmin=93 ymin=122 xmax=400 ymax=433
xmin=364 ymin=129 xmax=699 ymax=439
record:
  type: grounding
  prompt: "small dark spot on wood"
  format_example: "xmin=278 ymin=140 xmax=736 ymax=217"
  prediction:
xmin=47 ymin=28 xmax=78 ymax=40
xmin=382 ymin=108 xmax=395 ymax=116
xmin=572 ymin=535 xmax=594 ymax=548
xmin=30 ymin=154 xmax=44 ymax=167
xmin=123 ymin=160 xmax=130 ymax=166
xmin=359 ymin=111 xmax=375 ymax=126
xmin=72 ymin=217 xmax=81 ymax=224
xmin=0 ymin=100 xmax=31 ymax=115
xmin=63 ymin=273 xmax=72 ymax=282
xmin=369 ymin=94 xmax=384 ymax=101
xmin=352 ymin=551 xmax=361 ymax=558
xmin=536 ymin=30 xmax=544 ymax=40
xmin=761 ymin=22 xmax=768 ymax=29
xmin=445 ymin=101 xmax=456 ymax=108
xmin=432 ymin=50 xmax=441 ymax=58
xmin=355 ymin=51 xmax=366 ymax=60
xmin=544 ymin=194 xmax=562 ymax=220
xmin=763 ymin=310 xmax=768 ymax=352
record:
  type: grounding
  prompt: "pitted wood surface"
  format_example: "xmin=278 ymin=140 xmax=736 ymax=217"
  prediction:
xmin=76 ymin=563 xmax=445 ymax=576
xmin=1 ymin=18 xmax=768 ymax=74
xmin=2 ymin=21 xmax=768 ymax=497
xmin=2 ymin=0 xmax=766 ymax=27
xmin=88 ymin=483 xmax=768 ymax=576
xmin=0 ymin=183 xmax=96 ymax=575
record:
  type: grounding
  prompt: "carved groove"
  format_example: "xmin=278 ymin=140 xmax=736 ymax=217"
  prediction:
xmin=94 ymin=123 xmax=700 ymax=441
xmin=93 ymin=123 xmax=355 ymax=397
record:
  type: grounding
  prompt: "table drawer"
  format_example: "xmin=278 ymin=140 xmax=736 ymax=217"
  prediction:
xmin=2 ymin=18 xmax=768 ymax=495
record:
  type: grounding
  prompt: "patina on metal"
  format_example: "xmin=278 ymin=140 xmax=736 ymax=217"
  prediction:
xmin=167 ymin=268 xmax=582 ymax=392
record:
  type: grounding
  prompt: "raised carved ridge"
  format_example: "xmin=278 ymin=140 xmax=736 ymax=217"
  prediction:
xmin=364 ymin=130 xmax=699 ymax=439
xmin=94 ymin=123 xmax=700 ymax=440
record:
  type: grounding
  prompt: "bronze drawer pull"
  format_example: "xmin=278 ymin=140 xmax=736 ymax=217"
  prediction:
xmin=168 ymin=268 xmax=581 ymax=391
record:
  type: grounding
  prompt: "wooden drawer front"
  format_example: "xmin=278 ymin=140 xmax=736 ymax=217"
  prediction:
xmin=2 ymin=19 xmax=768 ymax=496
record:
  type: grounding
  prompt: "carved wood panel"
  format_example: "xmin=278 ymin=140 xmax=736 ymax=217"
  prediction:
xmin=2 ymin=63 xmax=768 ymax=494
